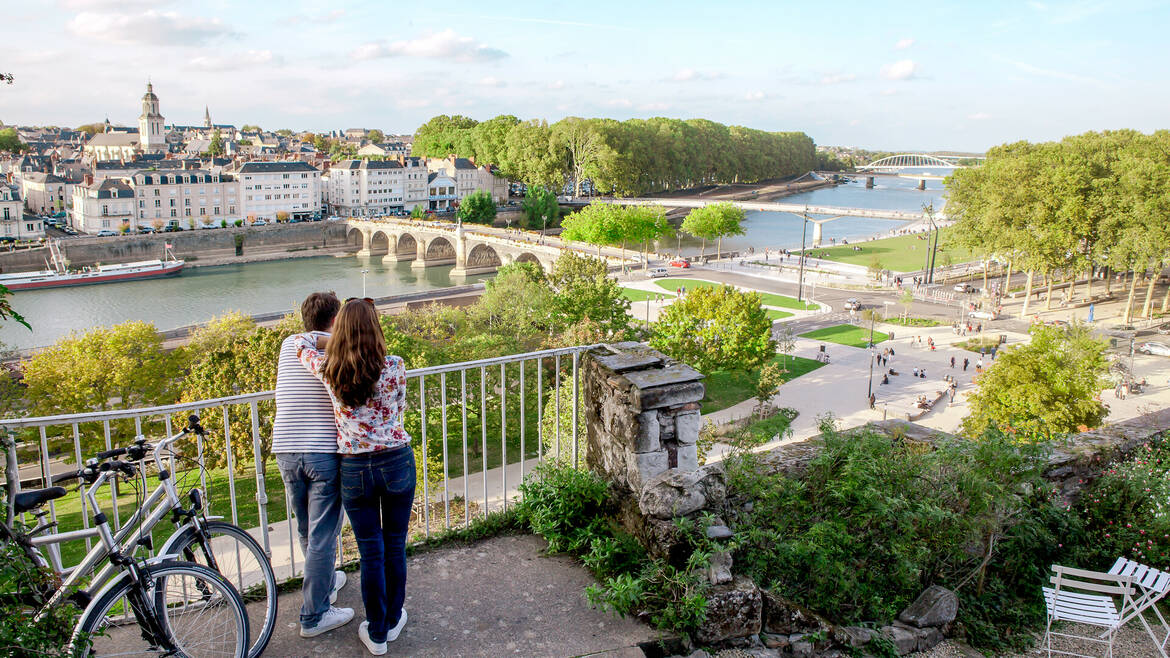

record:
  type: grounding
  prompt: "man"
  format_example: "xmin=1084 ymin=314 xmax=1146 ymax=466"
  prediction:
xmin=273 ymin=292 xmax=354 ymax=637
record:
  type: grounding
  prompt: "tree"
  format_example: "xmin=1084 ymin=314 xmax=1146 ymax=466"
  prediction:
xmin=21 ymin=322 xmax=180 ymax=454
xmin=624 ymin=205 xmax=672 ymax=269
xmin=275 ymin=128 xmax=294 ymax=137
xmin=774 ymin=325 xmax=796 ymax=369
xmin=502 ymin=119 xmax=565 ymax=189
xmin=367 ymin=129 xmax=384 ymax=143
xmin=681 ymin=203 xmax=745 ymax=260
xmin=547 ymin=252 xmax=631 ymax=338
xmin=471 ymin=262 xmax=556 ymax=343
xmin=552 ymin=118 xmax=606 ymax=197
xmin=312 ymin=134 xmax=329 ymax=151
xmin=560 ymin=203 xmax=621 ymax=258
xmin=650 ymin=285 xmax=775 ymax=373
xmin=275 ymin=211 xmax=290 ymax=222
xmin=522 ymin=186 xmax=559 ymax=234
xmin=0 ymin=128 xmax=25 ymax=153
xmin=899 ymin=289 xmax=914 ymax=320
xmin=456 ymin=190 xmax=497 ymax=225
xmin=410 ymin=205 xmax=425 ymax=219
xmin=77 ymin=122 xmax=105 ymax=136
xmin=206 ymin=129 xmax=224 ymax=157
xmin=754 ymin=362 xmax=786 ymax=413
xmin=962 ymin=324 xmax=1109 ymax=438
xmin=241 ymin=124 xmax=261 ymax=132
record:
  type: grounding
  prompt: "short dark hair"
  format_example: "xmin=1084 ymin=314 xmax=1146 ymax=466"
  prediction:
xmin=301 ymin=292 xmax=340 ymax=332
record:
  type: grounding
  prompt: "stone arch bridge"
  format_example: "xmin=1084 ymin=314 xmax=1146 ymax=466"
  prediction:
xmin=344 ymin=219 xmax=563 ymax=276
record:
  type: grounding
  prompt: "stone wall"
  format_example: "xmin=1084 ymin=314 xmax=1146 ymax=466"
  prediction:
xmin=0 ymin=222 xmax=351 ymax=272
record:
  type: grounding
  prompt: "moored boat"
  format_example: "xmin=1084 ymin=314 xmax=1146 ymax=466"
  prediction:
xmin=0 ymin=241 xmax=184 ymax=291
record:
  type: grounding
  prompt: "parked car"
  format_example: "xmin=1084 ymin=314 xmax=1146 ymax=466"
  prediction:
xmin=1156 ymin=323 xmax=1170 ymax=335
xmin=669 ymin=260 xmax=690 ymax=268
xmin=251 ymin=219 xmax=267 ymax=227
xmin=1137 ymin=342 xmax=1170 ymax=357
xmin=953 ymin=283 xmax=977 ymax=293
xmin=163 ymin=224 xmax=182 ymax=232
xmin=0 ymin=236 xmax=16 ymax=244
xmin=970 ymin=309 xmax=999 ymax=320
xmin=138 ymin=226 xmax=155 ymax=234
xmin=96 ymin=229 xmax=117 ymax=237
xmin=647 ymin=267 xmax=670 ymax=278
xmin=843 ymin=298 xmax=862 ymax=311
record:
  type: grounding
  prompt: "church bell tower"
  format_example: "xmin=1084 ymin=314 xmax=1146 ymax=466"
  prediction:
xmin=138 ymin=82 xmax=165 ymax=151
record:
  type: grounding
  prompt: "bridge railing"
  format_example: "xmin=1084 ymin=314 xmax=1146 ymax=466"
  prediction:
xmin=1 ymin=344 xmax=597 ymax=583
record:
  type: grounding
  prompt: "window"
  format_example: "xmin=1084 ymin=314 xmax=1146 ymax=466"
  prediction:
xmin=102 ymin=204 xmax=108 ymax=214
xmin=170 ymin=209 xmax=176 ymax=217
xmin=185 ymin=208 xmax=191 ymax=216
xmin=1 ymin=209 xmax=7 ymax=220
xmin=214 ymin=206 xmax=220 ymax=214
xmin=170 ymin=199 xmax=175 ymax=207
xmin=154 ymin=189 xmax=160 ymax=196
xmin=282 ymin=174 xmax=289 ymax=179
xmin=154 ymin=199 xmax=161 ymax=207
xmin=26 ymin=223 xmax=34 ymax=232
xmin=229 ymin=205 xmax=235 ymax=214
xmin=184 ymin=199 xmax=190 ymax=206
xmin=200 ymin=207 xmax=206 ymax=215
xmin=102 ymin=219 xmax=110 ymax=228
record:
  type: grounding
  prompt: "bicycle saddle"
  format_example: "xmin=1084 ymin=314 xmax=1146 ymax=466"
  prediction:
xmin=13 ymin=487 xmax=67 ymax=514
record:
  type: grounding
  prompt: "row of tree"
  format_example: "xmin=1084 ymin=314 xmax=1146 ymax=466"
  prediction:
xmin=559 ymin=201 xmax=747 ymax=262
xmin=410 ymin=115 xmax=817 ymax=196
xmin=947 ymin=130 xmax=1170 ymax=322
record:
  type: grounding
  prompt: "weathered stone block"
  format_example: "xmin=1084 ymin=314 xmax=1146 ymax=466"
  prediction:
xmin=627 ymin=450 xmax=669 ymax=492
xmin=898 ymin=585 xmax=958 ymax=628
xmin=635 ymin=411 xmax=661 ymax=453
xmin=638 ymin=464 xmax=727 ymax=519
xmin=634 ymin=381 xmax=706 ymax=412
xmin=707 ymin=550 xmax=733 ymax=585
xmin=761 ymin=632 xmax=790 ymax=650
xmin=879 ymin=624 xmax=917 ymax=655
xmin=675 ymin=410 xmax=702 ymax=445
xmin=694 ymin=576 xmax=762 ymax=644
xmin=835 ymin=626 xmax=875 ymax=647
xmin=761 ymin=589 xmax=831 ymax=636
xmin=624 ymin=363 xmax=704 ymax=390
xmin=706 ymin=524 xmax=733 ymax=540
xmin=913 ymin=626 xmax=944 ymax=651
xmin=790 ymin=639 xmax=813 ymax=658
xmin=676 ymin=444 xmax=699 ymax=472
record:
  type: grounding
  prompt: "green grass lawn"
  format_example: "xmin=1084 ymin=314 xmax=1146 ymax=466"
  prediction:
xmin=766 ymin=309 xmax=794 ymax=321
xmin=799 ymin=324 xmax=890 ymax=349
xmin=702 ymin=355 xmax=825 ymax=413
xmin=621 ymin=287 xmax=673 ymax=303
xmin=881 ymin=316 xmax=943 ymax=327
xmin=811 ymin=227 xmax=976 ymax=272
xmin=653 ymin=279 xmax=818 ymax=310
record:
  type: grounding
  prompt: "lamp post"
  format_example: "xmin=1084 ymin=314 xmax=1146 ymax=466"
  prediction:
xmin=922 ymin=203 xmax=940 ymax=284
xmin=361 ymin=268 xmax=369 ymax=298
xmin=797 ymin=208 xmax=809 ymax=303
xmin=866 ymin=310 xmax=877 ymax=402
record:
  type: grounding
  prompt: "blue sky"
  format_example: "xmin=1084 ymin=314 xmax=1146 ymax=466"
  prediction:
xmin=1 ymin=0 xmax=1166 ymax=151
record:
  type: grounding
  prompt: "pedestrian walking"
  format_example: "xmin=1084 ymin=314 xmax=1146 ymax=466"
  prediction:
xmin=950 ymin=356 xmax=955 ymax=368
xmin=991 ymin=345 xmax=998 ymax=360
xmin=963 ymin=358 xmax=969 ymax=371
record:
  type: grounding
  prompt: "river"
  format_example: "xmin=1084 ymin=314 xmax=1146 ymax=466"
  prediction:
xmin=3 ymin=258 xmax=492 ymax=351
xmin=3 ymin=169 xmax=949 ymax=351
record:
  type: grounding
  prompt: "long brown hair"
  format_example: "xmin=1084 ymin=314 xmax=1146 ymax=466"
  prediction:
xmin=322 ymin=300 xmax=386 ymax=408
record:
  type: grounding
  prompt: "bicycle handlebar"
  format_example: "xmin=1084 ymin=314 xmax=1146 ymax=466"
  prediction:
xmin=96 ymin=447 xmax=128 ymax=460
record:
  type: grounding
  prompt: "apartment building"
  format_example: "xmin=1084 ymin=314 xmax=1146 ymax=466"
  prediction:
xmin=236 ymin=161 xmax=321 ymax=221
xmin=426 ymin=156 xmax=508 ymax=203
xmin=427 ymin=172 xmax=457 ymax=211
xmin=71 ymin=178 xmax=135 ymax=233
xmin=327 ymin=157 xmax=429 ymax=216
xmin=129 ymin=168 xmax=238 ymax=229
xmin=0 ymin=185 xmax=43 ymax=240
xmin=19 ymin=172 xmax=69 ymax=215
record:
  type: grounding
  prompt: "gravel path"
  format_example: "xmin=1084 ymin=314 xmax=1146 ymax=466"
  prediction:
xmin=916 ymin=622 xmax=1166 ymax=657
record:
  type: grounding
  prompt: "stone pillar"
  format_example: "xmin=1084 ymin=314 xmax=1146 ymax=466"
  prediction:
xmin=811 ymin=221 xmax=823 ymax=248
xmin=354 ymin=228 xmax=373 ymax=257
xmin=866 ymin=176 xmax=875 ymax=188
xmin=582 ymin=342 xmax=705 ymax=494
xmin=410 ymin=236 xmax=428 ymax=269
xmin=917 ymin=178 xmax=926 ymax=190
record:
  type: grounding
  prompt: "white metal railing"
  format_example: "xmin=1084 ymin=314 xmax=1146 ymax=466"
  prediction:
xmin=1 ymin=344 xmax=597 ymax=583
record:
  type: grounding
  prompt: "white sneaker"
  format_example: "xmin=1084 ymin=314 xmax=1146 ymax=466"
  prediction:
xmin=358 ymin=611 xmax=406 ymax=656
xmin=358 ymin=621 xmax=387 ymax=656
xmin=300 ymin=606 xmax=354 ymax=638
xmin=330 ymin=570 xmax=347 ymax=604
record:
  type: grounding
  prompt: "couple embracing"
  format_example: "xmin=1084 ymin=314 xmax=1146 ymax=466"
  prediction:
xmin=271 ymin=292 xmax=414 ymax=655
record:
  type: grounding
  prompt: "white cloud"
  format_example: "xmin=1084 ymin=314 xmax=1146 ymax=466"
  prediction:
xmin=547 ymin=80 xmax=565 ymax=90
xmin=477 ymin=76 xmax=505 ymax=87
xmin=605 ymin=98 xmax=632 ymax=108
xmin=66 ymin=10 xmax=235 ymax=46
xmin=351 ymin=29 xmax=507 ymax=62
xmin=670 ymin=68 xmax=723 ymax=82
xmin=820 ymin=73 xmax=857 ymax=85
xmin=743 ymin=90 xmax=766 ymax=101
xmin=967 ymin=112 xmax=991 ymax=120
xmin=189 ymin=50 xmax=280 ymax=72
xmin=880 ymin=59 xmax=918 ymax=80
xmin=894 ymin=38 xmax=915 ymax=50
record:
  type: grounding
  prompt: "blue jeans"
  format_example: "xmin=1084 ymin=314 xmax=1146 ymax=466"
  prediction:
xmin=275 ymin=452 xmax=342 ymax=627
xmin=341 ymin=448 xmax=416 ymax=643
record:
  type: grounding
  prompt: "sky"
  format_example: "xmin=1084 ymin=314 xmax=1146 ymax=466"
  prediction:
xmin=1 ymin=0 xmax=1167 ymax=152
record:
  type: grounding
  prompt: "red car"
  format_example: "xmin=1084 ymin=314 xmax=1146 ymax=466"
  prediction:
xmin=669 ymin=260 xmax=690 ymax=268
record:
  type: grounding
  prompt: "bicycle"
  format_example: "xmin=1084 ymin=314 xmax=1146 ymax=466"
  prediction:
xmin=40 ymin=415 xmax=278 ymax=658
xmin=1 ymin=430 xmax=250 ymax=657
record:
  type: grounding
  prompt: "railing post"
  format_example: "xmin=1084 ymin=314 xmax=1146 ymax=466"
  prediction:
xmin=249 ymin=401 xmax=272 ymax=556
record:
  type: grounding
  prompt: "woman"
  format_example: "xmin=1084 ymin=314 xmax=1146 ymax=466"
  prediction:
xmin=295 ymin=298 xmax=413 ymax=656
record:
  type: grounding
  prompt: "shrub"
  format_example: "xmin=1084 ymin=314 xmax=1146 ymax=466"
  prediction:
xmin=1074 ymin=439 xmax=1170 ymax=570
xmin=516 ymin=461 xmax=610 ymax=554
xmin=0 ymin=527 xmax=84 ymax=656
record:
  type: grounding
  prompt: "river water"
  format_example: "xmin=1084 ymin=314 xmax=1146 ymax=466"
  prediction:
xmin=4 ymin=170 xmax=948 ymax=351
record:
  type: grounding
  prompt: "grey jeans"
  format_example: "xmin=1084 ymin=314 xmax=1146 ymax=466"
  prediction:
xmin=275 ymin=452 xmax=342 ymax=627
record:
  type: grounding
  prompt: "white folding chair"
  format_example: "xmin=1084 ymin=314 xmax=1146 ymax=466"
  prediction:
xmin=1106 ymin=557 xmax=1170 ymax=657
xmin=1043 ymin=564 xmax=1135 ymax=658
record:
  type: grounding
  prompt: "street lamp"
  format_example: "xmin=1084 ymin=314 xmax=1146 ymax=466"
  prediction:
xmin=797 ymin=208 xmax=809 ymax=303
xmin=361 ymin=268 xmax=369 ymax=298
xmin=922 ymin=203 xmax=940 ymax=284
xmin=866 ymin=310 xmax=877 ymax=405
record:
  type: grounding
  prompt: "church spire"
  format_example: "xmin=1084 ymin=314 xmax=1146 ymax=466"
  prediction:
xmin=203 ymin=105 xmax=211 ymax=129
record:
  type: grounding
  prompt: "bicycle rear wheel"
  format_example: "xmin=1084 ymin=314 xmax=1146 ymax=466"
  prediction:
xmin=169 ymin=520 xmax=277 ymax=658
xmin=74 ymin=560 xmax=249 ymax=658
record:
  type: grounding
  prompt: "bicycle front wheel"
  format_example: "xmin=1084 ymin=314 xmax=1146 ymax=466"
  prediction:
xmin=169 ymin=521 xmax=277 ymax=658
xmin=75 ymin=561 xmax=249 ymax=658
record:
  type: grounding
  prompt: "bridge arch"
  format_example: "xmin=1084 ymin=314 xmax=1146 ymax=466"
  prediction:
xmin=424 ymin=236 xmax=456 ymax=262
xmin=514 ymin=252 xmax=542 ymax=269
xmin=396 ymin=233 xmax=417 ymax=259
xmin=466 ymin=243 xmax=502 ymax=268
xmin=346 ymin=226 xmax=366 ymax=252
xmin=861 ymin=154 xmax=958 ymax=170
xmin=368 ymin=230 xmax=391 ymax=256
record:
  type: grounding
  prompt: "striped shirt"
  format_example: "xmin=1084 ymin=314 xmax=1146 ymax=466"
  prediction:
xmin=272 ymin=331 xmax=338 ymax=454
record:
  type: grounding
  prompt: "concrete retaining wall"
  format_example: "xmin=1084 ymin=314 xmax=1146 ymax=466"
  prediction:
xmin=0 ymin=222 xmax=352 ymax=272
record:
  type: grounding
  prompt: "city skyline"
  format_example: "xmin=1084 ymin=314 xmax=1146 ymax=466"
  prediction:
xmin=1 ymin=0 xmax=1167 ymax=152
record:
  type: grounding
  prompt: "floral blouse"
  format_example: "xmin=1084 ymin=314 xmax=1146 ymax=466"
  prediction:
xmin=294 ymin=335 xmax=411 ymax=454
